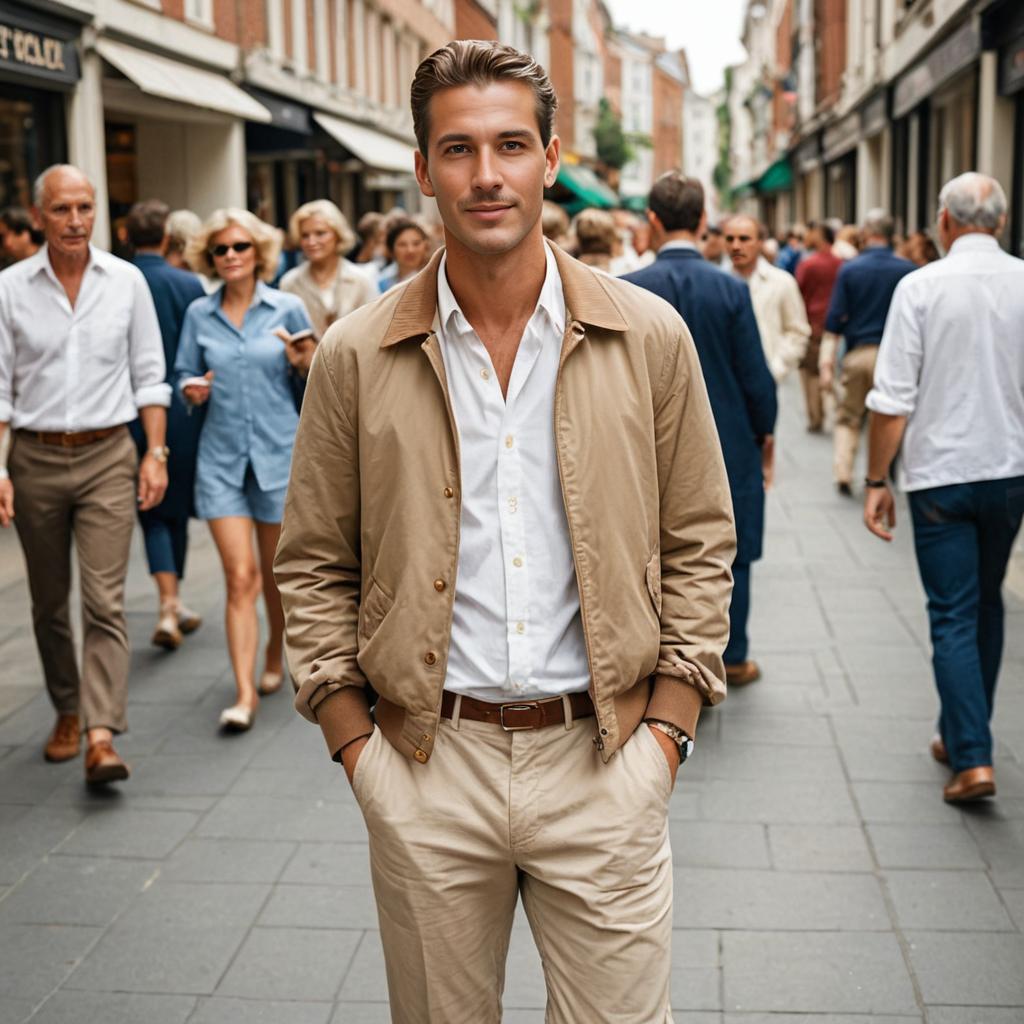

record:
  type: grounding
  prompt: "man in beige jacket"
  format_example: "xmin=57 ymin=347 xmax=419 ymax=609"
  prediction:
xmin=275 ymin=40 xmax=735 ymax=1024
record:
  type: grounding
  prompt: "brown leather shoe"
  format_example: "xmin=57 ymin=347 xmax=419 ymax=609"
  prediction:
xmin=84 ymin=740 xmax=130 ymax=784
xmin=725 ymin=660 xmax=761 ymax=686
xmin=929 ymin=734 xmax=949 ymax=765
xmin=943 ymin=766 xmax=995 ymax=804
xmin=44 ymin=714 xmax=81 ymax=762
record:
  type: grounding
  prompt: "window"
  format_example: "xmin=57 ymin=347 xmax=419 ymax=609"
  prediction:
xmin=184 ymin=0 xmax=213 ymax=28
xmin=291 ymin=0 xmax=309 ymax=73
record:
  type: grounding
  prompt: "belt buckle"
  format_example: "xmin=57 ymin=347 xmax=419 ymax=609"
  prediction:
xmin=499 ymin=701 xmax=540 ymax=731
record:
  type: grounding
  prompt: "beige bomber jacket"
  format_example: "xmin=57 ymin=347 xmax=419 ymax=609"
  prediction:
xmin=274 ymin=242 xmax=737 ymax=765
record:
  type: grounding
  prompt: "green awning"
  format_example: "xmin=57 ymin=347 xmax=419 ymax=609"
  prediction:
xmin=731 ymin=179 xmax=757 ymax=201
xmin=555 ymin=163 xmax=618 ymax=212
xmin=755 ymin=158 xmax=794 ymax=194
xmin=619 ymin=194 xmax=647 ymax=213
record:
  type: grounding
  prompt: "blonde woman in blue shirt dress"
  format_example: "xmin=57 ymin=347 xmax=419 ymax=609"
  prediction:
xmin=176 ymin=209 xmax=315 ymax=731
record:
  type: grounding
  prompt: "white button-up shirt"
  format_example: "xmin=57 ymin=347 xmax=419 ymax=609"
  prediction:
xmin=866 ymin=233 xmax=1024 ymax=491
xmin=436 ymin=244 xmax=590 ymax=703
xmin=735 ymin=256 xmax=811 ymax=381
xmin=0 ymin=245 xmax=170 ymax=431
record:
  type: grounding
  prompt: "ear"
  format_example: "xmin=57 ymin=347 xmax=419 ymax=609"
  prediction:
xmin=543 ymin=134 xmax=560 ymax=190
xmin=645 ymin=208 xmax=660 ymax=232
xmin=415 ymin=150 xmax=434 ymax=199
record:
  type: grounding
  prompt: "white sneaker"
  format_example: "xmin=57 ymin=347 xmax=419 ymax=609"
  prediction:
xmin=219 ymin=704 xmax=255 ymax=732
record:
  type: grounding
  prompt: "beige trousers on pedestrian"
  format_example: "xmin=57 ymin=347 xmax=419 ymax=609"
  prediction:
xmin=833 ymin=344 xmax=879 ymax=484
xmin=8 ymin=428 xmax=137 ymax=732
xmin=352 ymin=710 xmax=674 ymax=1024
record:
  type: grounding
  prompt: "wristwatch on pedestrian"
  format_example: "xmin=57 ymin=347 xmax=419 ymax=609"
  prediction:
xmin=644 ymin=719 xmax=694 ymax=765
xmin=863 ymin=476 xmax=887 ymax=488
xmin=148 ymin=446 xmax=171 ymax=463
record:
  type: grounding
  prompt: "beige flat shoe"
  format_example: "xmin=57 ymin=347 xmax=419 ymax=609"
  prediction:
xmin=152 ymin=609 xmax=182 ymax=650
xmin=219 ymin=704 xmax=256 ymax=732
xmin=258 ymin=670 xmax=284 ymax=696
xmin=177 ymin=604 xmax=202 ymax=635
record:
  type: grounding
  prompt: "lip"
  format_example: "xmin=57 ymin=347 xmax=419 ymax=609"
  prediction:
xmin=466 ymin=205 xmax=512 ymax=221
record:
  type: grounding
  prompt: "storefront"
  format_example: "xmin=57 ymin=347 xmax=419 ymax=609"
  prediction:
xmin=792 ymin=133 xmax=823 ymax=225
xmin=856 ymin=90 xmax=889 ymax=217
xmin=0 ymin=1 xmax=80 ymax=209
xmin=821 ymin=111 xmax=859 ymax=225
xmin=993 ymin=3 xmax=1024 ymax=256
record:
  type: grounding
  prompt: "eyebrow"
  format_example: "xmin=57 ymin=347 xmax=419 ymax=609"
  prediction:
xmin=435 ymin=129 xmax=535 ymax=147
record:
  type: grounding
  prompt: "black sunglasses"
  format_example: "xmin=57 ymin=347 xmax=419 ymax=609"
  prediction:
xmin=209 ymin=241 xmax=253 ymax=257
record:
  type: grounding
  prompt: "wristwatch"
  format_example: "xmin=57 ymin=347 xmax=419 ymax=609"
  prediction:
xmin=864 ymin=476 xmax=887 ymax=488
xmin=148 ymin=446 xmax=171 ymax=463
xmin=645 ymin=719 xmax=694 ymax=765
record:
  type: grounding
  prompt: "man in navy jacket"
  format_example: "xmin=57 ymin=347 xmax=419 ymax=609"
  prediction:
xmin=624 ymin=173 xmax=777 ymax=685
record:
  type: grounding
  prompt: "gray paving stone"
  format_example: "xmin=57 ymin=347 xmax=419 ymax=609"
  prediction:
xmin=330 ymin=1005 xmax=391 ymax=1024
xmin=0 ymin=855 xmax=158 ymax=926
xmin=965 ymin=818 xmax=1024 ymax=888
xmin=259 ymin=884 xmax=379 ymax=930
xmin=723 ymin=1016 xmax=920 ymax=1024
xmin=868 ymin=824 xmax=987 ymax=869
xmin=28 ymin=991 xmax=196 ymax=1024
xmin=0 ymin=807 xmax=86 ymax=886
xmin=853 ymin=782 xmax=968 ymax=824
xmin=0 ymin=997 xmax=33 ymax=1024
xmin=0 ymin=923 xmax=101 ymax=1001
xmin=722 ymin=931 xmax=918 ymax=1014
xmin=162 ymin=839 xmax=297 ymax=884
xmin=768 ymin=824 xmax=874 ymax=872
xmin=57 ymin=807 xmax=199 ymax=859
xmin=217 ymin=927 xmax=360 ymax=1001
xmin=673 ymin=868 xmax=889 ymax=930
xmin=189 ymin=997 xmax=332 ymax=1023
xmin=127 ymin=753 xmax=248 ymax=796
xmin=698 ymin=778 xmax=859 ymax=824
xmin=927 ymin=1009 xmax=1024 ymax=1024
xmin=334 ymin=930 xmax=388 ymax=1003
xmin=195 ymin=796 xmax=365 ymax=843
xmin=502 ymin=924 xmax=546 ymax=1009
xmin=906 ymin=932 xmax=1024 ymax=1005
xmin=280 ymin=843 xmax=372 ymax=887
xmin=707 ymin=744 xmax=846 ymax=782
xmin=114 ymin=880 xmax=270 ymax=930
xmin=884 ymin=870 xmax=1014 ymax=931
xmin=1000 ymin=888 xmax=1024 ymax=931
xmin=669 ymin=822 xmax=771 ymax=869
xmin=719 ymin=713 xmax=835 ymax=748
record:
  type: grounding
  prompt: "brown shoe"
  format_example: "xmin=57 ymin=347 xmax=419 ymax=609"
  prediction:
xmin=943 ymin=766 xmax=995 ymax=804
xmin=84 ymin=740 xmax=130 ymax=785
xmin=44 ymin=714 xmax=81 ymax=762
xmin=929 ymin=734 xmax=949 ymax=765
xmin=725 ymin=660 xmax=761 ymax=686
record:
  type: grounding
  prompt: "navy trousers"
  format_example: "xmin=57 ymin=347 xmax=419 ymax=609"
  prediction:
xmin=724 ymin=562 xmax=751 ymax=666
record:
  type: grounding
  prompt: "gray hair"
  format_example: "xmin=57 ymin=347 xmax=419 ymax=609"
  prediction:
xmin=33 ymin=164 xmax=95 ymax=208
xmin=862 ymin=208 xmax=894 ymax=242
xmin=939 ymin=172 xmax=1007 ymax=231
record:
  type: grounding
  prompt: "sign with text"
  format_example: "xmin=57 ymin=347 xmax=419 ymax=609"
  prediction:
xmin=0 ymin=2 xmax=80 ymax=88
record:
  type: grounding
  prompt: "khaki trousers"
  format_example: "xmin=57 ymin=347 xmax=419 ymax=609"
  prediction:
xmin=833 ymin=344 xmax=879 ymax=484
xmin=9 ymin=428 xmax=137 ymax=732
xmin=353 ymin=711 xmax=674 ymax=1024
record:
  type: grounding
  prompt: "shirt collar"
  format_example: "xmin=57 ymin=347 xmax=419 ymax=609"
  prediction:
xmin=659 ymin=240 xmax=700 ymax=254
xmin=31 ymin=243 xmax=111 ymax=285
xmin=437 ymin=241 xmax=565 ymax=339
xmin=948 ymin=233 xmax=1001 ymax=256
xmin=207 ymin=280 xmax=280 ymax=314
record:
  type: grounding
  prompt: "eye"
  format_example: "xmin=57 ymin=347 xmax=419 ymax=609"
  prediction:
xmin=445 ymin=144 xmax=469 ymax=155
xmin=501 ymin=141 xmax=524 ymax=151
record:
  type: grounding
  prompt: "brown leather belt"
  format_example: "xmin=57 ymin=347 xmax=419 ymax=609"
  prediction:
xmin=17 ymin=426 xmax=123 ymax=448
xmin=440 ymin=690 xmax=594 ymax=731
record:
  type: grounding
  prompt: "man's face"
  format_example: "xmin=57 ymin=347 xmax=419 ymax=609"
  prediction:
xmin=725 ymin=217 xmax=760 ymax=272
xmin=37 ymin=170 xmax=95 ymax=259
xmin=702 ymin=231 xmax=724 ymax=262
xmin=4 ymin=227 xmax=35 ymax=261
xmin=415 ymin=80 xmax=559 ymax=258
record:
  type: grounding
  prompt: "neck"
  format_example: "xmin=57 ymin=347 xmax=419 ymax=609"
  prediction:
xmin=443 ymin=227 xmax=548 ymax=329
xmin=662 ymin=230 xmax=699 ymax=247
xmin=310 ymin=254 xmax=339 ymax=279
xmin=223 ymin=277 xmax=257 ymax=305
xmin=864 ymin=236 xmax=888 ymax=248
xmin=48 ymin=244 xmax=89 ymax=280
xmin=949 ymin=226 xmax=994 ymax=246
xmin=734 ymin=260 xmax=756 ymax=279
xmin=135 ymin=245 xmax=162 ymax=256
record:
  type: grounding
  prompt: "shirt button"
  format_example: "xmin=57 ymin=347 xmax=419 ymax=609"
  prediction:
xmin=443 ymin=487 xmax=454 ymax=498
xmin=424 ymin=651 xmax=437 ymax=665
xmin=515 ymin=622 xmax=525 ymax=634
xmin=512 ymin=556 xmax=523 ymax=567
xmin=505 ymin=435 xmax=514 ymax=449
xmin=433 ymin=579 xmax=446 ymax=592
xmin=480 ymin=368 xmax=490 ymax=381
xmin=414 ymin=749 xmax=429 ymax=763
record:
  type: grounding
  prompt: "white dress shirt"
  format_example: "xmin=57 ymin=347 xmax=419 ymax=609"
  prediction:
xmin=0 ymin=245 xmax=170 ymax=431
xmin=734 ymin=256 xmax=811 ymax=381
xmin=436 ymin=243 xmax=590 ymax=703
xmin=866 ymin=233 xmax=1024 ymax=492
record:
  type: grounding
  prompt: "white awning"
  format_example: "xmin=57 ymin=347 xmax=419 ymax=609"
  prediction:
xmin=96 ymin=39 xmax=271 ymax=123
xmin=313 ymin=112 xmax=416 ymax=176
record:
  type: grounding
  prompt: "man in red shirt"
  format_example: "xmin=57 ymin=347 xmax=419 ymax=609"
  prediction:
xmin=795 ymin=221 xmax=842 ymax=432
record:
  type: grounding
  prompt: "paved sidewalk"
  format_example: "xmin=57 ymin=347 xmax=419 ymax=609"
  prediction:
xmin=1 ymin=379 xmax=1023 ymax=1024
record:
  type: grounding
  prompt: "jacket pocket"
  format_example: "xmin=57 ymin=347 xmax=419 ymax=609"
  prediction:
xmin=645 ymin=550 xmax=662 ymax=618
xmin=358 ymin=577 xmax=394 ymax=643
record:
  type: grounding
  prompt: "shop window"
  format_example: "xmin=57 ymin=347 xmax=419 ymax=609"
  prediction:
xmin=928 ymin=71 xmax=977 ymax=211
xmin=0 ymin=84 xmax=66 ymax=210
xmin=1014 ymin=93 xmax=1024 ymax=259
xmin=105 ymin=122 xmax=137 ymax=259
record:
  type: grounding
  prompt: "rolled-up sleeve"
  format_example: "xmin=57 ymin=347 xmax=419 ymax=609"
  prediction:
xmin=128 ymin=268 xmax=171 ymax=409
xmin=866 ymin=278 xmax=921 ymax=417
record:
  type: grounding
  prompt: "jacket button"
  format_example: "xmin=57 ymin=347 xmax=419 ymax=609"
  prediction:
xmin=433 ymin=579 xmax=446 ymax=592
xmin=414 ymin=749 xmax=428 ymax=763
xmin=424 ymin=651 xmax=437 ymax=665
xmin=443 ymin=487 xmax=454 ymax=498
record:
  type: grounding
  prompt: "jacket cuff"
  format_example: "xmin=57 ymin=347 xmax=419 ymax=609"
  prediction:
xmin=645 ymin=674 xmax=705 ymax=739
xmin=314 ymin=687 xmax=374 ymax=762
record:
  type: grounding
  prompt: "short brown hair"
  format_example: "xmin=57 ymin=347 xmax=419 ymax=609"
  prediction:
xmin=648 ymin=172 xmax=704 ymax=233
xmin=573 ymin=208 xmax=617 ymax=256
xmin=410 ymin=39 xmax=557 ymax=157
xmin=126 ymin=199 xmax=170 ymax=248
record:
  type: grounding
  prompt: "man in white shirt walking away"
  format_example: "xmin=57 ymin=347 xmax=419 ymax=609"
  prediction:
xmin=863 ymin=172 xmax=1024 ymax=805
xmin=0 ymin=165 xmax=170 ymax=784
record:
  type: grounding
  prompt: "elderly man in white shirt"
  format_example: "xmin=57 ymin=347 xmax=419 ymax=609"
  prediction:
xmin=0 ymin=165 xmax=170 ymax=785
xmin=725 ymin=213 xmax=811 ymax=383
xmin=863 ymin=172 xmax=1024 ymax=805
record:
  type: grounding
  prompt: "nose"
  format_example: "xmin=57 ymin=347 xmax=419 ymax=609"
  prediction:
xmin=472 ymin=146 xmax=503 ymax=194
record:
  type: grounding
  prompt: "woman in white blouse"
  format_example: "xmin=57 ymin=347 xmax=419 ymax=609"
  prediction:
xmin=279 ymin=200 xmax=378 ymax=337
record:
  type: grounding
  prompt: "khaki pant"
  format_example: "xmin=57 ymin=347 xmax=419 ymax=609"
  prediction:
xmin=833 ymin=344 xmax=879 ymax=484
xmin=353 ymin=709 xmax=674 ymax=1023
xmin=9 ymin=428 xmax=137 ymax=732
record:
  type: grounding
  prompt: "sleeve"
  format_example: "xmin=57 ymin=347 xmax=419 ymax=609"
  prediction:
xmin=285 ymin=296 xmax=314 ymax=336
xmin=128 ymin=269 xmax=171 ymax=409
xmin=644 ymin=323 xmax=738 ymax=736
xmin=732 ymin=286 xmax=778 ymax=438
xmin=0 ymin=288 xmax=12 ymax=423
xmin=173 ymin=304 xmax=206 ymax=399
xmin=274 ymin=332 xmax=372 ymax=760
xmin=865 ymin=279 xmax=922 ymax=416
xmin=774 ymin=276 xmax=811 ymax=378
xmin=824 ymin=266 xmax=848 ymax=335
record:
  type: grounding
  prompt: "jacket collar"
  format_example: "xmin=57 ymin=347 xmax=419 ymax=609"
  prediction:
xmin=656 ymin=246 xmax=703 ymax=261
xmin=380 ymin=240 xmax=629 ymax=347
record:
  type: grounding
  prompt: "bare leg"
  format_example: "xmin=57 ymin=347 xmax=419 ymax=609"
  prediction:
xmin=256 ymin=521 xmax=284 ymax=677
xmin=154 ymin=571 xmax=179 ymax=607
xmin=208 ymin=517 xmax=261 ymax=710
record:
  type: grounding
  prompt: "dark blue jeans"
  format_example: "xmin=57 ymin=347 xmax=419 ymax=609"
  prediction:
xmin=724 ymin=562 xmax=751 ymax=666
xmin=909 ymin=476 xmax=1024 ymax=772
xmin=139 ymin=509 xmax=190 ymax=579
